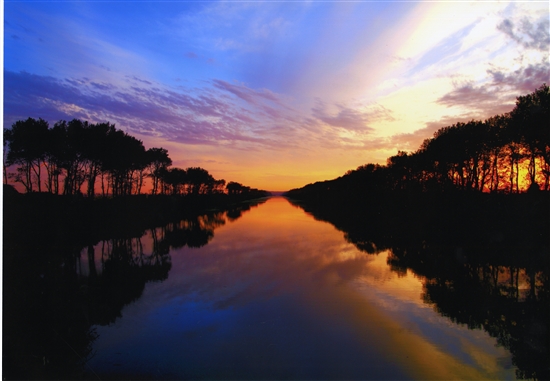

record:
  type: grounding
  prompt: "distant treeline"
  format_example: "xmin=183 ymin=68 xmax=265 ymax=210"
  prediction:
xmin=287 ymin=84 xmax=549 ymax=198
xmin=3 ymin=118 xmax=268 ymax=198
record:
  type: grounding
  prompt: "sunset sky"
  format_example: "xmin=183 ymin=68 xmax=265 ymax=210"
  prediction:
xmin=3 ymin=0 xmax=549 ymax=191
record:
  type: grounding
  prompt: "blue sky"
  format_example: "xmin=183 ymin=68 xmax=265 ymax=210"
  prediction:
xmin=3 ymin=0 xmax=549 ymax=190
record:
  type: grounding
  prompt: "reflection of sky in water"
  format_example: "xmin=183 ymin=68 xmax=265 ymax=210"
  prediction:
xmin=352 ymin=256 xmax=515 ymax=380
xmin=87 ymin=197 xmax=517 ymax=380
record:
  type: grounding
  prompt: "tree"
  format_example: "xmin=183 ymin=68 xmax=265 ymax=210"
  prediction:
xmin=161 ymin=167 xmax=187 ymax=195
xmin=5 ymin=118 xmax=50 ymax=192
xmin=52 ymin=119 xmax=82 ymax=195
xmin=4 ymin=129 xmax=10 ymax=185
xmin=145 ymin=148 xmax=172 ymax=195
xmin=101 ymin=129 xmax=147 ymax=196
xmin=185 ymin=167 xmax=215 ymax=195
xmin=226 ymin=181 xmax=244 ymax=195
xmin=510 ymin=84 xmax=550 ymax=190
xmin=81 ymin=122 xmax=115 ymax=197
xmin=485 ymin=114 xmax=508 ymax=192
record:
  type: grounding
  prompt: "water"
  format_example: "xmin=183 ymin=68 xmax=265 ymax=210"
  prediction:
xmin=78 ymin=197 xmax=524 ymax=380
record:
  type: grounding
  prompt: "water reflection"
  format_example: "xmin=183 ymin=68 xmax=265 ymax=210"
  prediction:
xmin=4 ymin=197 xmax=546 ymax=380
xmin=292 ymin=197 xmax=549 ymax=380
xmin=2 ymin=201 xmax=263 ymax=380
xmin=85 ymin=197 xmax=522 ymax=380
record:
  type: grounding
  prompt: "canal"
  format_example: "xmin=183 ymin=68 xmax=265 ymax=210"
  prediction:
xmin=79 ymin=197 xmax=522 ymax=379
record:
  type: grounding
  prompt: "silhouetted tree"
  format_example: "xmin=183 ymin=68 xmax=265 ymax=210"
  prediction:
xmin=3 ymin=128 xmax=10 ymax=185
xmin=161 ymin=167 xmax=187 ymax=195
xmin=5 ymin=117 xmax=50 ymax=192
xmin=226 ymin=181 xmax=244 ymax=195
xmin=81 ymin=122 xmax=115 ymax=197
xmin=52 ymin=119 xmax=89 ymax=195
xmin=146 ymin=147 xmax=172 ymax=195
xmin=485 ymin=114 xmax=508 ymax=192
xmin=186 ymin=167 xmax=215 ymax=195
xmin=101 ymin=129 xmax=147 ymax=196
xmin=510 ymin=84 xmax=550 ymax=191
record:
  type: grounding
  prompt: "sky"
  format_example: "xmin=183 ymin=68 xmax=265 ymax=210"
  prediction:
xmin=3 ymin=0 xmax=549 ymax=191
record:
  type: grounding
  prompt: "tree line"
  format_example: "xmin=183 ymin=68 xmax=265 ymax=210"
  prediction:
xmin=3 ymin=118 xmax=266 ymax=198
xmin=289 ymin=84 xmax=549 ymax=196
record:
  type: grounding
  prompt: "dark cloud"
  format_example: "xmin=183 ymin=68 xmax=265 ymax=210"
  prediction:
xmin=498 ymin=18 xmax=550 ymax=51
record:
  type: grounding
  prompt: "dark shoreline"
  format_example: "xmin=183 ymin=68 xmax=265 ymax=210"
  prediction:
xmin=2 ymin=186 xmax=271 ymax=380
xmin=284 ymin=190 xmax=549 ymax=267
xmin=4 ymin=185 xmax=271 ymax=249
xmin=284 ymin=190 xmax=550 ymax=380
xmin=3 ymin=187 xmax=549 ymax=380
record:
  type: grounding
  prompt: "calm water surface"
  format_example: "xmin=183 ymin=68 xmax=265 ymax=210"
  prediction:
xmin=82 ymin=197 xmax=516 ymax=380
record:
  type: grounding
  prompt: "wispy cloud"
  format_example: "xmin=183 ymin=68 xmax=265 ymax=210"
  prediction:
xmin=4 ymin=71 xmax=331 ymax=152
xmin=437 ymin=83 xmax=505 ymax=111
xmin=311 ymin=101 xmax=384 ymax=133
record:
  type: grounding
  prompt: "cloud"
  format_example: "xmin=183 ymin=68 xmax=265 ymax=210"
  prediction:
xmin=91 ymin=82 xmax=115 ymax=91
xmin=437 ymin=59 xmax=549 ymax=115
xmin=128 ymin=76 xmax=153 ymax=85
xmin=212 ymin=79 xmax=282 ymax=106
xmin=497 ymin=18 xmax=550 ymax=51
xmin=4 ymin=70 xmax=404 ymax=170
xmin=407 ymin=21 xmax=478 ymax=76
xmin=311 ymin=102 xmax=384 ymax=133
xmin=3 ymin=71 xmax=329 ymax=153
xmin=428 ymin=9 xmax=549 ymax=135
xmin=211 ymin=79 xmax=300 ymax=123
xmin=488 ymin=63 xmax=550 ymax=93
xmin=436 ymin=83 xmax=502 ymax=110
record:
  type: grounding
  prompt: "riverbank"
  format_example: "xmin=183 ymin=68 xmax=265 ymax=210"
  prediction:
xmin=285 ymin=190 xmax=549 ymax=267
xmin=3 ymin=184 xmax=271 ymax=249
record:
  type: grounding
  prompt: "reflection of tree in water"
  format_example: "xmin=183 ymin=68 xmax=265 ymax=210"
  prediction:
xmin=81 ymin=236 xmax=173 ymax=326
xmin=391 ymin=251 xmax=547 ymax=381
xmin=80 ymin=211 xmax=233 ymax=326
xmin=160 ymin=212 xmax=226 ymax=249
xmin=3 ymin=239 xmax=99 ymax=380
xmin=4 ymin=201 xmax=261 ymax=379
xmin=292 ymin=197 xmax=549 ymax=380
xmin=418 ymin=262 xmax=548 ymax=380
xmin=226 ymin=202 xmax=256 ymax=222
